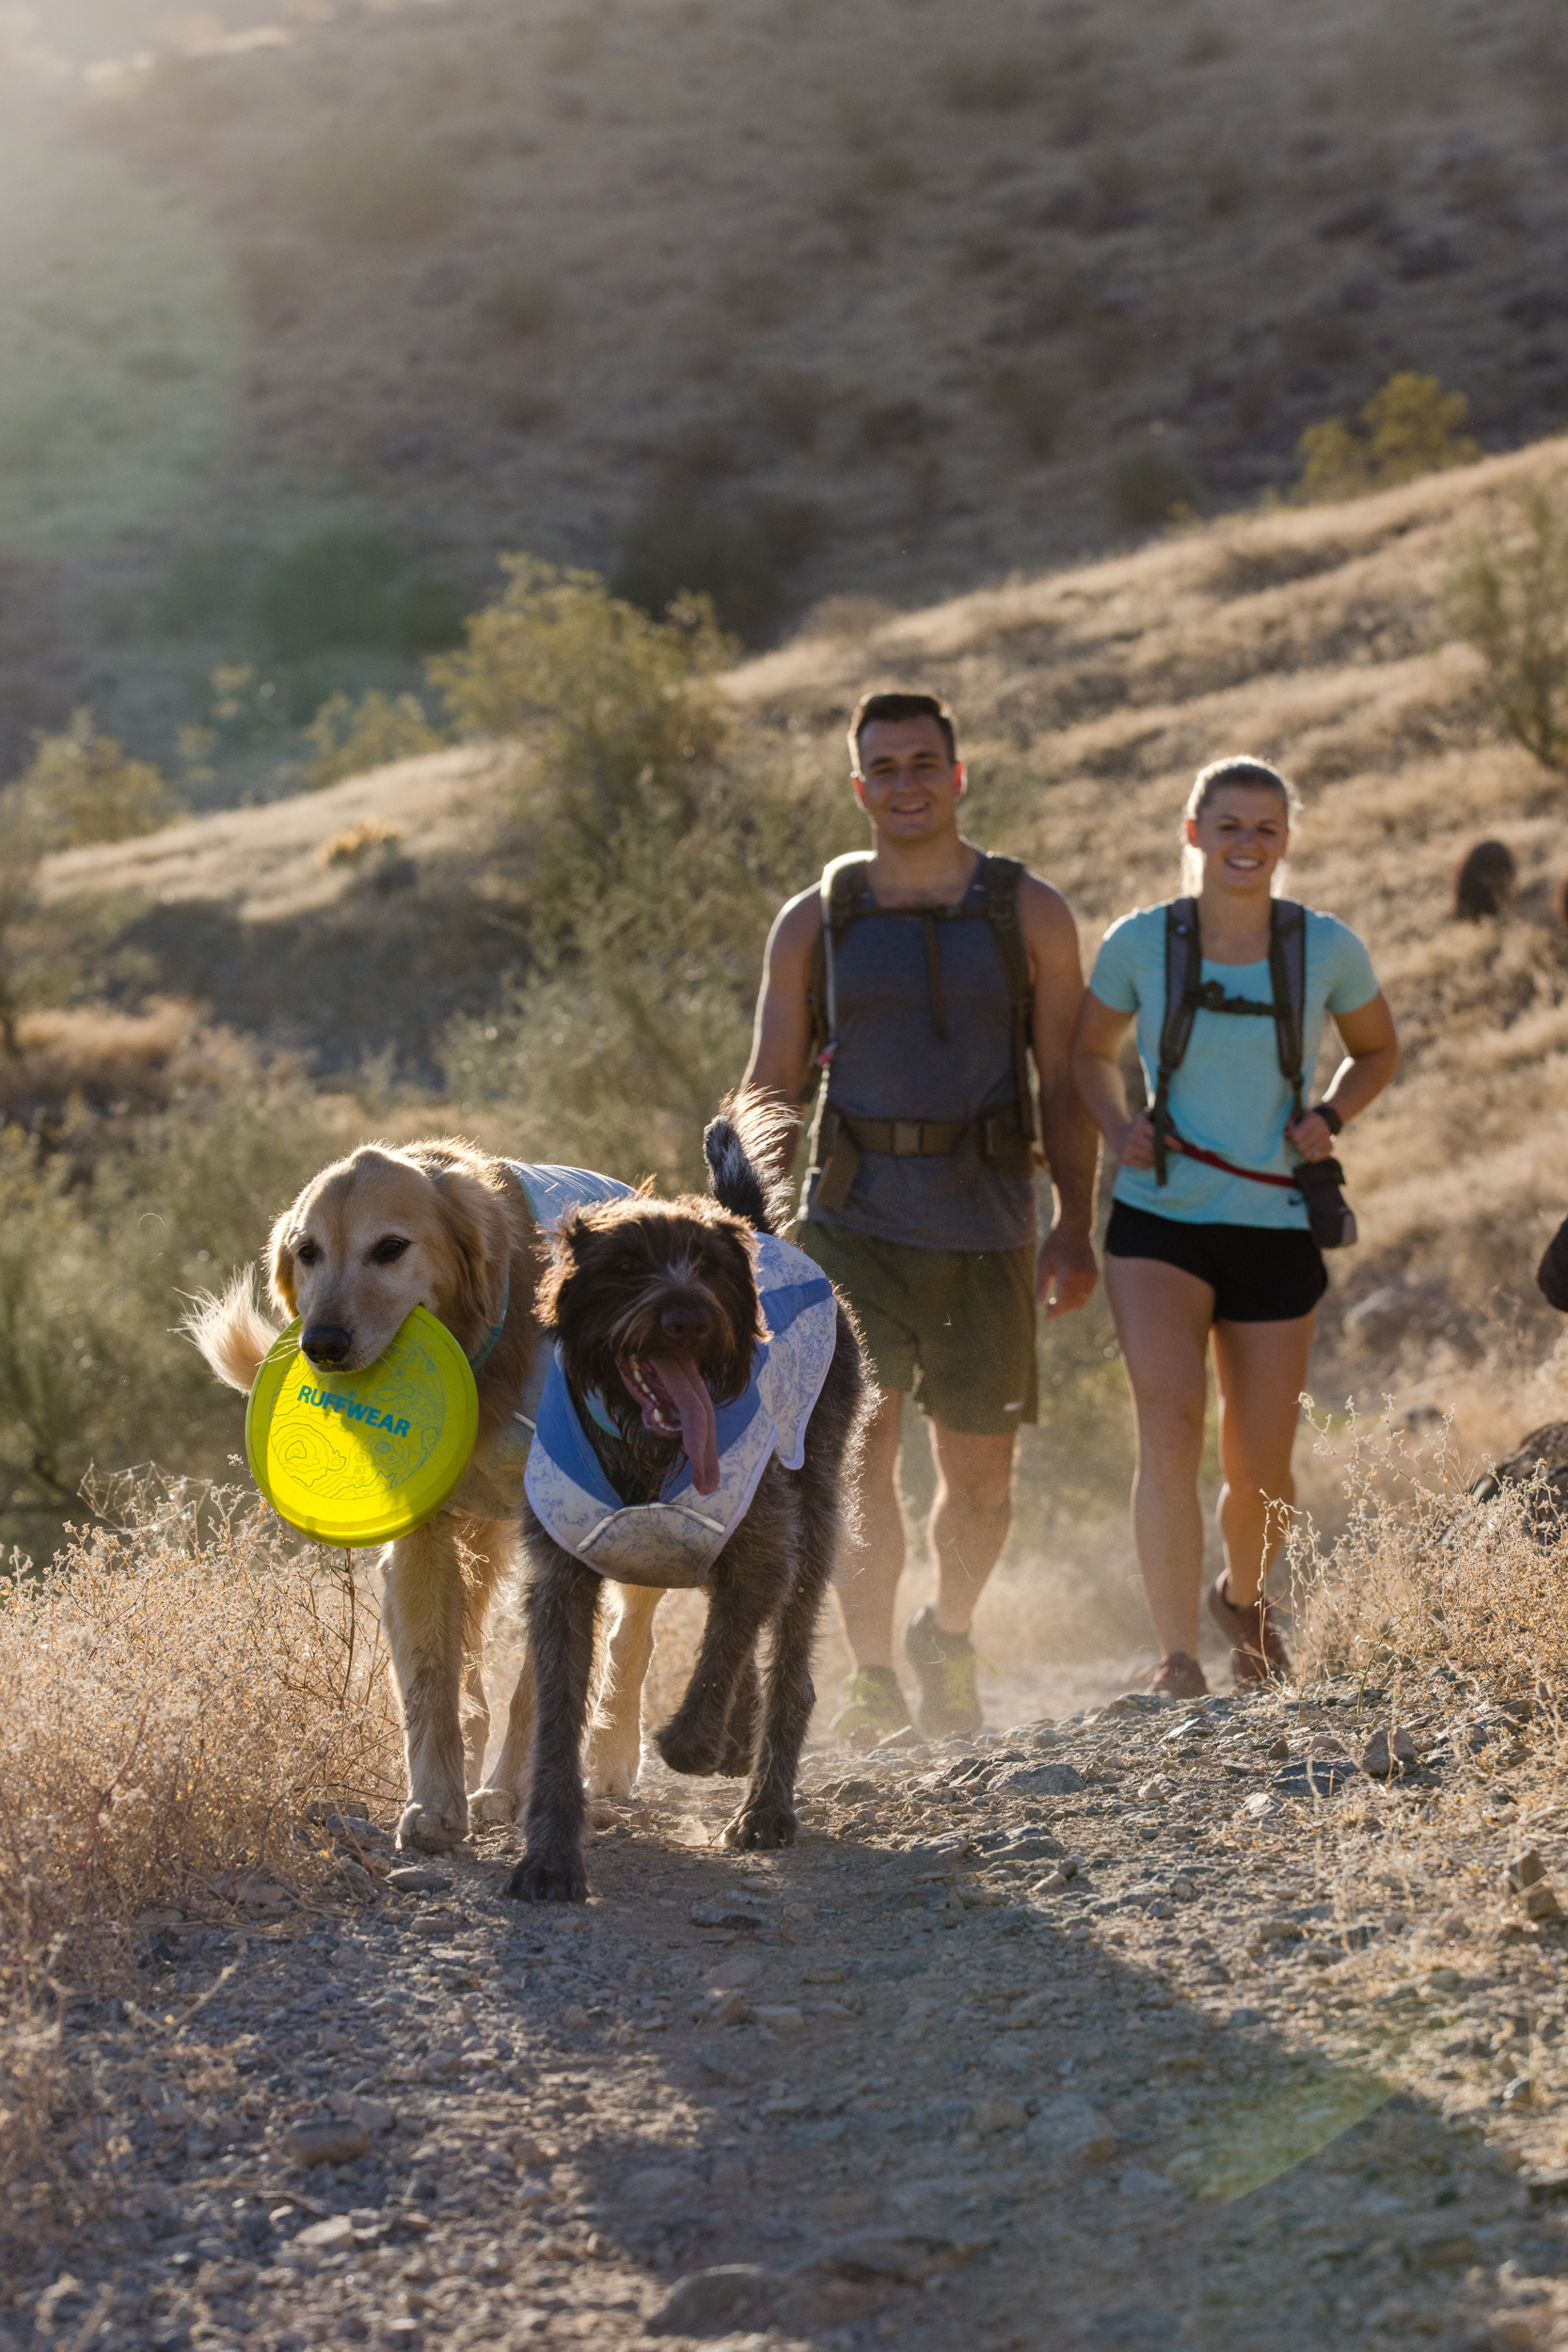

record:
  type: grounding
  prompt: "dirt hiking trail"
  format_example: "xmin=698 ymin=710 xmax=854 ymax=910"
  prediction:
xmin=18 ymin=1676 xmax=1568 ymax=2352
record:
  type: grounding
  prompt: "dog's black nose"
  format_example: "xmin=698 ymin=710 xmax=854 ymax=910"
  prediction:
xmin=660 ymin=1304 xmax=712 ymax=1345
xmin=302 ymin=1324 xmax=354 ymax=1368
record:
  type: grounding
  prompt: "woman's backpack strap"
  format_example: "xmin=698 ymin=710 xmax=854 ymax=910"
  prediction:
xmin=1152 ymin=898 xmax=1202 ymax=1185
xmin=1267 ymin=899 xmax=1307 ymax=1123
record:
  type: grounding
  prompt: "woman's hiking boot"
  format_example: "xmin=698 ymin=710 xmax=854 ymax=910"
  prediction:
xmin=1208 ymin=1572 xmax=1292 ymax=1685
xmin=1148 ymin=1651 xmax=1208 ymax=1700
xmin=904 ymin=1605 xmax=984 ymax=1738
xmin=829 ymin=1664 xmax=911 ymax=1741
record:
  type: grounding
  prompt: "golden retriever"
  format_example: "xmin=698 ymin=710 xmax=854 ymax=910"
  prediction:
xmin=188 ymin=1136 xmax=660 ymax=1851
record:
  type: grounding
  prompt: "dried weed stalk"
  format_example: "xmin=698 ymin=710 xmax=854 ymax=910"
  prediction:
xmin=0 ymin=1474 xmax=402 ymax=2246
xmin=1291 ymin=1404 xmax=1568 ymax=1696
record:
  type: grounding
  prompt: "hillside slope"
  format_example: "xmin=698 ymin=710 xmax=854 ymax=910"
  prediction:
xmin=40 ymin=433 xmax=1568 ymax=1461
xmin=3 ymin=0 xmax=1566 ymax=778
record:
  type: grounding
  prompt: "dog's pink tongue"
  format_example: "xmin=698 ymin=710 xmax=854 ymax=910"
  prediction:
xmin=649 ymin=1357 xmax=720 ymax=1496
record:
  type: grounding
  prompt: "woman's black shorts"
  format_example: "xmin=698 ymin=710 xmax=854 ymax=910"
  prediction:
xmin=1105 ymin=1201 xmax=1327 ymax=1324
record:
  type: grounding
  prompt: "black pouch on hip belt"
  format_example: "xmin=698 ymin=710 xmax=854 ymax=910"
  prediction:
xmin=1291 ymin=1156 xmax=1358 ymax=1250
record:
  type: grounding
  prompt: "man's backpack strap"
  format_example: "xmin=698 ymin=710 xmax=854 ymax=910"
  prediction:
xmin=804 ymin=853 xmax=875 ymax=1207
xmin=1152 ymin=898 xmax=1202 ymax=1186
xmin=1267 ymin=899 xmax=1307 ymax=1124
xmin=805 ymin=852 xmax=875 ymax=1076
xmin=977 ymin=853 xmax=1043 ymax=1171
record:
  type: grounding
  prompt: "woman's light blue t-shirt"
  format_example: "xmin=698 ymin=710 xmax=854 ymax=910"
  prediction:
xmin=1088 ymin=903 xmax=1380 ymax=1230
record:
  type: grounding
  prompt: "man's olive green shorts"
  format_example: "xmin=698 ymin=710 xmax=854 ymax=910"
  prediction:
xmin=796 ymin=1219 xmax=1038 ymax=1436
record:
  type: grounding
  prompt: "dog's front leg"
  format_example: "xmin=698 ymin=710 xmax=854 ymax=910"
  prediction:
xmin=506 ymin=1535 xmax=599 ymax=1903
xmin=721 ymin=1547 xmax=830 ymax=1851
xmin=380 ymin=1522 xmax=470 ymax=1853
xmin=585 ymin=1582 xmax=662 ymax=1799
xmin=472 ymin=1653 xmax=535 ymax=1827
xmin=657 ymin=1507 xmax=789 ymax=1777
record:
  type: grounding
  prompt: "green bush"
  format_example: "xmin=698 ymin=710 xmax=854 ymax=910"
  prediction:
xmin=613 ymin=506 xmax=786 ymax=644
xmin=304 ymin=691 xmax=447 ymax=789
xmin=1109 ymin=447 xmax=1198 ymax=531
xmin=1292 ymin=372 xmax=1480 ymax=504
xmin=253 ymin=529 xmax=466 ymax=660
xmin=1445 ymin=483 xmax=1568 ymax=771
xmin=0 ymin=1061 xmax=339 ymax=1560
xmin=431 ymin=555 xmax=734 ymax=855
xmin=13 ymin=712 xmax=178 ymax=848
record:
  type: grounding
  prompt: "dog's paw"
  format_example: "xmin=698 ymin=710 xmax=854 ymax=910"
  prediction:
xmin=584 ymin=1747 xmax=641 ymax=1802
xmin=720 ymin=1802 xmax=798 ymax=1851
xmin=656 ymin=1714 xmax=724 ymax=1777
xmin=504 ymin=1850 xmax=588 ymax=1903
xmin=398 ymin=1802 xmax=467 ymax=1854
xmin=467 ymin=1786 xmax=519 ymax=1827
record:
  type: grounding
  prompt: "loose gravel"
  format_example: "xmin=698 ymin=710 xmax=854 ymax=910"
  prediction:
xmin=13 ymin=1676 xmax=1568 ymax=2352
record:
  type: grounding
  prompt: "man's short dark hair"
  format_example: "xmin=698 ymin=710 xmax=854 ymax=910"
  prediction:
xmin=847 ymin=691 xmax=958 ymax=770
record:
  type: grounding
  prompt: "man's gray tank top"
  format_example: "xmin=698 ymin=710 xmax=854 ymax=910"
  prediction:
xmin=803 ymin=867 xmax=1037 ymax=1253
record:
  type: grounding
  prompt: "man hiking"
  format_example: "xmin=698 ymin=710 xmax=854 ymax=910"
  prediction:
xmin=744 ymin=690 xmax=1100 ymax=1740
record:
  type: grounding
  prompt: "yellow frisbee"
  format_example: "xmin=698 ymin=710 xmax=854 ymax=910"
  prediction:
xmin=245 ymin=1306 xmax=480 ymax=1547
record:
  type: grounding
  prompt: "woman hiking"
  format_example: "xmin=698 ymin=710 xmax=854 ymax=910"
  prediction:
xmin=1072 ymin=757 xmax=1398 ymax=1695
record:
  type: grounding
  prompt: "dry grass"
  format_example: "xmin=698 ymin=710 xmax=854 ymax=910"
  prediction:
xmin=0 ymin=1476 xmax=401 ymax=2250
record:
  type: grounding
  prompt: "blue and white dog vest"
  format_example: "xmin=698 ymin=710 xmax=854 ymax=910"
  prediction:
xmin=444 ymin=1162 xmax=635 ymax=1525
xmin=524 ymin=1230 xmax=837 ymax=1590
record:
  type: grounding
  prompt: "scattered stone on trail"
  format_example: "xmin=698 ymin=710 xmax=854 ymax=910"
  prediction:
xmin=689 ymin=1896 xmax=771 ymax=1929
xmin=647 ymin=2265 xmax=786 ymax=2335
xmin=283 ymin=2118 xmax=372 ymax=2168
xmin=290 ymin=2215 xmax=357 ymax=2254
xmin=387 ymin=1865 xmax=451 ymax=1893
xmin=1508 ymin=1854 xmax=1561 ymax=1923
xmin=990 ymin=1760 xmax=1085 ymax=1797
xmin=973 ymin=2094 xmax=1028 ymax=2135
xmin=1363 ymin=1725 xmax=1418 ymax=1777
xmin=1025 ymin=2096 xmax=1117 ymax=2167
xmin=1119 ymin=2166 xmax=1180 ymax=2198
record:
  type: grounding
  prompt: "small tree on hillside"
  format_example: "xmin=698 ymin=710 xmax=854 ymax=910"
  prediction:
xmin=1445 ymin=482 xmax=1568 ymax=772
xmin=1292 ymin=372 xmax=1481 ymax=505
xmin=429 ymin=556 xmax=735 ymax=863
xmin=19 ymin=712 xmax=178 ymax=847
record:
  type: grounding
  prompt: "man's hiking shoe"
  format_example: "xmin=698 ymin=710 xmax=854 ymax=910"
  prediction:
xmin=1148 ymin=1651 xmax=1208 ymax=1701
xmin=830 ymin=1665 xmax=911 ymax=1741
xmin=1208 ymin=1573 xmax=1292 ymax=1685
xmin=904 ymin=1605 xmax=984 ymax=1739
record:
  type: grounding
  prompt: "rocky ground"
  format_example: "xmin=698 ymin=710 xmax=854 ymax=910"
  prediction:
xmin=13 ymin=1677 xmax=1568 ymax=2352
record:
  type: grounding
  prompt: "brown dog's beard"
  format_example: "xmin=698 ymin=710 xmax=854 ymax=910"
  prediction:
xmin=541 ymin=1202 xmax=764 ymax=1498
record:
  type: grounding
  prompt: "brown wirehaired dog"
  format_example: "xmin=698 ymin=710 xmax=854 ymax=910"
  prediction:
xmin=187 ymin=1136 xmax=562 ymax=1854
xmin=510 ymin=1092 xmax=868 ymax=1904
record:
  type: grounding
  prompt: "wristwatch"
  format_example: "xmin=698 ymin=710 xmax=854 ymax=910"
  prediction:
xmin=1313 ymin=1102 xmax=1343 ymax=1136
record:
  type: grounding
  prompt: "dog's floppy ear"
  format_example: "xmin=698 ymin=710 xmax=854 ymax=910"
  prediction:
xmin=268 ymin=1198 xmax=303 ymax=1320
xmin=426 ymin=1164 xmax=511 ymax=1352
xmin=534 ymin=1209 xmax=590 ymax=1331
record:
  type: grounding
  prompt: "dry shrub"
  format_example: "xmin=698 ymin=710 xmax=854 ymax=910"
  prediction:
xmin=0 ymin=1477 xmax=401 ymax=2245
xmin=0 ymin=999 xmax=207 ymax=1126
xmin=1292 ymin=1407 xmax=1568 ymax=1696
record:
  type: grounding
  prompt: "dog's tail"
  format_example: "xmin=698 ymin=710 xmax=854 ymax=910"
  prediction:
xmin=704 ymin=1088 xmax=797 ymax=1235
xmin=182 ymin=1266 xmax=281 ymax=1393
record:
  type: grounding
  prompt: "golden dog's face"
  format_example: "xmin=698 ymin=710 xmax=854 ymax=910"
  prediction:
xmin=270 ymin=1144 xmax=507 ymax=1375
